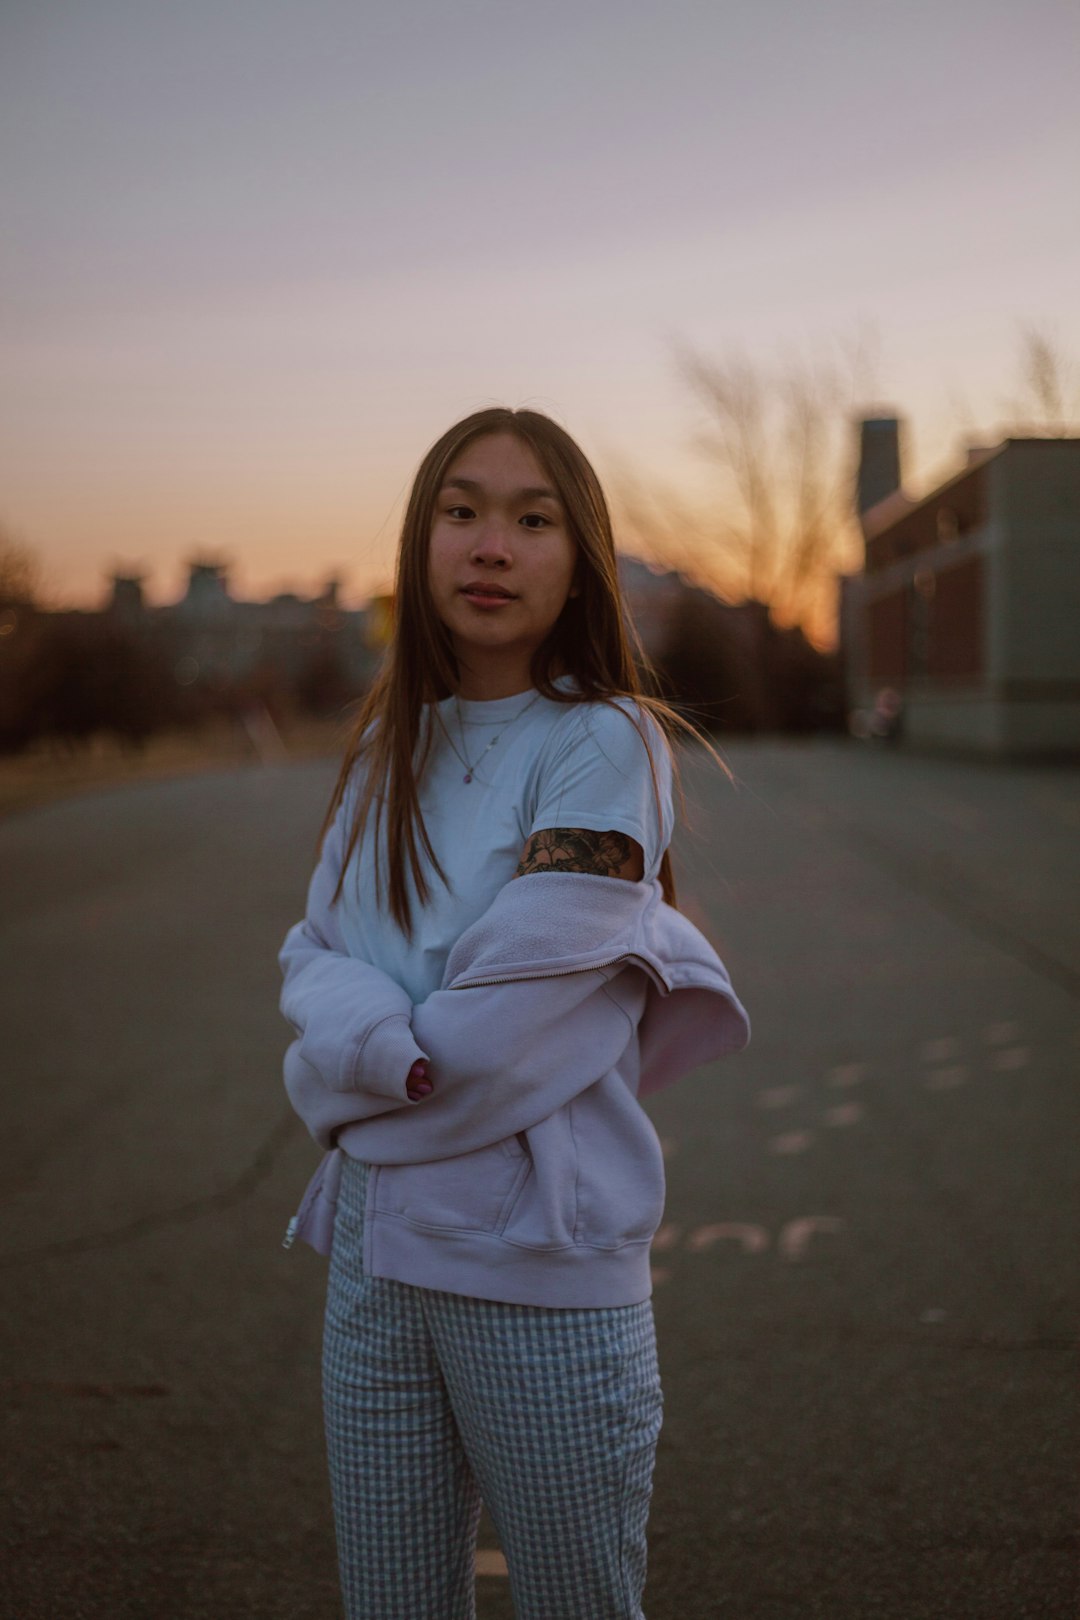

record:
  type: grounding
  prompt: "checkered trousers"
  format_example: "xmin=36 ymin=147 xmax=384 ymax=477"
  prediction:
xmin=322 ymin=1153 xmax=664 ymax=1620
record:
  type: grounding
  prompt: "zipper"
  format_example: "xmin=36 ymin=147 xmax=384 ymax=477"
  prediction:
xmin=453 ymin=956 xmax=625 ymax=989
xmin=451 ymin=953 xmax=670 ymax=992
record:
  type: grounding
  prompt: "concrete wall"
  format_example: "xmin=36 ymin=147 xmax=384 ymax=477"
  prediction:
xmin=994 ymin=441 xmax=1080 ymax=685
xmin=993 ymin=441 xmax=1080 ymax=756
xmin=842 ymin=437 xmax=1080 ymax=760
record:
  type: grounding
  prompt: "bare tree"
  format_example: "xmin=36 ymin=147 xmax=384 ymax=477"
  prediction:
xmin=0 ymin=527 xmax=40 ymax=608
xmin=609 ymin=331 xmax=874 ymax=649
xmin=1001 ymin=322 xmax=1080 ymax=437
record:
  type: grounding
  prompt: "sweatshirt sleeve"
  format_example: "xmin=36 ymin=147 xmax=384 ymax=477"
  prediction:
xmin=330 ymin=866 xmax=666 ymax=1162
xmin=278 ymin=780 xmax=429 ymax=1119
xmin=333 ymin=958 xmax=642 ymax=1164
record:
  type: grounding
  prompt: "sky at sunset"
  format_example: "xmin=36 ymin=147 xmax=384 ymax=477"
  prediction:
xmin=3 ymin=0 xmax=1078 ymax=632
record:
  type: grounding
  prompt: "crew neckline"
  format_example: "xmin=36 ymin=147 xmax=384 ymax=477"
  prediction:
xmin=439 ymin=672 xmax=579 ymax=725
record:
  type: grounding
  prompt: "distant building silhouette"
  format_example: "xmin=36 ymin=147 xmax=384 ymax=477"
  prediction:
xmin=104 ymin=558 xmax=380 ymax=698
xmin=839 ymin=422 xmax=1080 ymax=759
xmin=7 ymin=551 xmax=838 ymax=747
xmin=619 ymin=554 xmax=842 ymax=732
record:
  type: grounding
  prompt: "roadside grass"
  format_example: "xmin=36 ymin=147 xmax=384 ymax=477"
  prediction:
xmin=0 ymin=714 xmax=351 ymax=819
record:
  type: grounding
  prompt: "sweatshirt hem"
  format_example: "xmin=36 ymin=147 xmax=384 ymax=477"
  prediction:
xmin=367 ymin=1212 xmax=654 ymax=1308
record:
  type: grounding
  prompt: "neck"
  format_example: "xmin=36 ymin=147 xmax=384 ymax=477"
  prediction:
xmin=456 ymin=676 xmax=534 ymax=701
xmin=454 ymin=655 xmax=570 ymax=702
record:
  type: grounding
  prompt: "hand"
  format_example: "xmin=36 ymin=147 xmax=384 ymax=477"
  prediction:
xmin=406 ymin=1059 xmax=433 ymax=1102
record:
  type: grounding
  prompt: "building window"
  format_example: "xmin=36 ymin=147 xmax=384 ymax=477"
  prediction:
xmin=936 ymin=507 xmax=960 ymax=543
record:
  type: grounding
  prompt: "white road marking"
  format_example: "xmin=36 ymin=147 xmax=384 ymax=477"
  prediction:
xmin=989 ymin=1046 xmax=1030 ymax=1070
xmin=778 ymin=1217 xmax=844 ymax=1261
xmin=924 ymin=1066 xmax=969 ymax=1090
xmin=475 ymin=1550 xmax=509 ymax=1577
xmin=660 ymin=1219 xmax=849 ymax=1263
xmin=770 ymin=1130 xmax=814 ymax=1154
xmin=826 ymin=1063 xmax=867 ymax=1087
xmin=687 ymin=1223 xmax=769 ymax=1255
xmin=824 ymin=1102 xmax=863 ymax=1126
xmin=920 ymin=1036 xmax=961 ymax=1062
xmin=756 ymin=1085 xmax=800 ymax=1109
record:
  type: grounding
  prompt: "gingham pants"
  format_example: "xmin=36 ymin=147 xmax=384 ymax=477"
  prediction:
xmin=322 ymin=1154 xmax=664 ymax=1620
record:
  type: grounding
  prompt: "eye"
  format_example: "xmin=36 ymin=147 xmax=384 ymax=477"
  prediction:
xmin=520 ymin=513 xmax=553 ymax=530
xmin=445 ymin=505 xmax=475 ymax=520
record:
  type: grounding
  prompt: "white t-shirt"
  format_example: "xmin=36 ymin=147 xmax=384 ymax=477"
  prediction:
xmin=336 ymin=673 xmax=675 ymax=1004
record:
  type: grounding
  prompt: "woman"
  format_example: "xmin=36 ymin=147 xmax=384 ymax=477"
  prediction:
xmin=279 ymin=407 xmax=750 ymax=1619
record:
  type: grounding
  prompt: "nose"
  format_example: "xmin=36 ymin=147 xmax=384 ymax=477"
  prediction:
xmin=470 ymin=520 xmax=513 ymax=566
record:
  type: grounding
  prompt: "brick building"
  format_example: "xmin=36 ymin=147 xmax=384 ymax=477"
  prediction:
xmin=839 ymin=420 xmax=1080 ymax=759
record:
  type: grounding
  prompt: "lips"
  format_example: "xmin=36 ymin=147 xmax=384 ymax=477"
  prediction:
xmin=460 ymin=583 xmax=515 ymax=599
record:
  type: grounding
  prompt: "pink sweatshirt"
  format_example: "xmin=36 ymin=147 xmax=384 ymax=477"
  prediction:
xmin=279 ymin=866 xmax=750 ymax=1308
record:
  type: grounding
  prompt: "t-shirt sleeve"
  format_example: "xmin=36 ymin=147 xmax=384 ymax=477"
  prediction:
xmin=527 ymin=701 xmax=675 ymax=881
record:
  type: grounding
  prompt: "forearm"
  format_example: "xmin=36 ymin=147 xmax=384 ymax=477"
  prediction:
xmin=335 ymin=967 xmax=640 ymax=1165
xmin=278 ymin=779 xmax=429 ymax=1100
xmin=279 ymin=920 xmax=429 ymax=1099
xmin=284 ymin=1039 xmax=429 ymax=1150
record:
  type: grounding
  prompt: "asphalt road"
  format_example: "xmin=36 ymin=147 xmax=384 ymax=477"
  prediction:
xmin=1 ymin=738 xmax=1076 ymax=1619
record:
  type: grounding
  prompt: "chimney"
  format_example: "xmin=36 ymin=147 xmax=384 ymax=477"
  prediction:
xmin=108 ymin=573 xmax=145 ymax=619
xmin=856 ymin=416 xmax=902 ymax=516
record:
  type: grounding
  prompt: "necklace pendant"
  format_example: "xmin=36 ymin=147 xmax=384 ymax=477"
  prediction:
xmin=463 ymin=772 xmax=472 ymax=783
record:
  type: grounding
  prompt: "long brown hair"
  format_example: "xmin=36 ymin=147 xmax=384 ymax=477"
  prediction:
xmin=319 ymin=406 xmax=732 ymax=937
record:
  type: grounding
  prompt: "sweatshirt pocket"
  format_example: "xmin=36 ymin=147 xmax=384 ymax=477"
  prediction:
xmin=571 ymin=1074 xmax=666 ymax=1247
xmin=497 ymin=1110 xmax=580 ymax=1250
xmin=373 ymin=1139 xmax=532 ymax=1236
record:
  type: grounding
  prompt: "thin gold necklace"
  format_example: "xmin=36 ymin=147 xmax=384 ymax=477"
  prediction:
xmin=448 ymin=690 xmax=544 ymax=783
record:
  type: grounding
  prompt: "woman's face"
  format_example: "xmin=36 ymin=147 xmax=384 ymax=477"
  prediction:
xmin=427 ymin=432 xmax=580 ymax=696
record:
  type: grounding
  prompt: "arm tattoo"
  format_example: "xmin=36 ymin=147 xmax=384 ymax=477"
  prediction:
xmin=515 ymin=827 xmax=642 ymax=880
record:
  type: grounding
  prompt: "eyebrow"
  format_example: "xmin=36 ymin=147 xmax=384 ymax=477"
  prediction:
xmin=440 ymin=476 xmax=562 ymax=505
